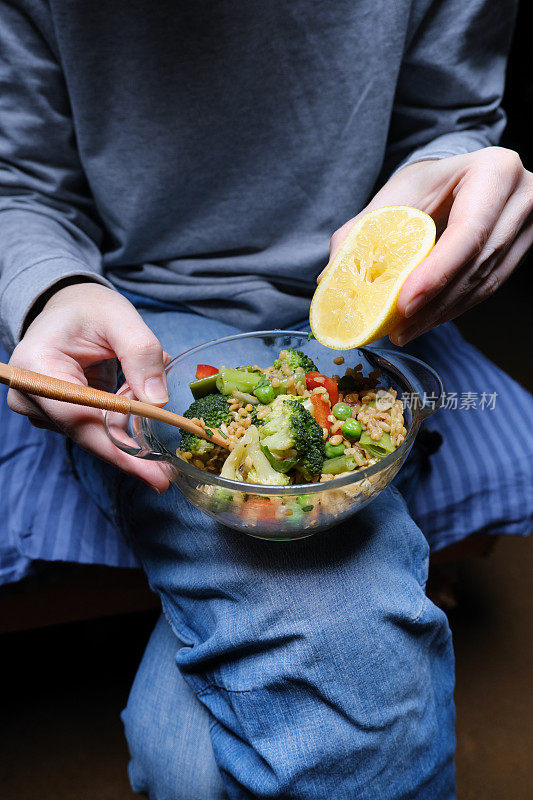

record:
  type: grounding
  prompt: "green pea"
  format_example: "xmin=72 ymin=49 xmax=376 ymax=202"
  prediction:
xmin=325 ymin=442 xmax=345 ymax=458
xmin=332 ymin=402 xmax=351 ymax=420
xmin=254 ymin=383 xmax=275 ymax=404
xmin=340 ymin=418 xmax=362 ymax=441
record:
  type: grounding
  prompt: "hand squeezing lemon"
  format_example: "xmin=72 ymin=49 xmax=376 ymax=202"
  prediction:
xmin=310 ymin=206 xmax=435 ymax=348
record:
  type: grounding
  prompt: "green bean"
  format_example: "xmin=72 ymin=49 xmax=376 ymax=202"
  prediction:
xmin=359 ymin=431 xmax=395 ymax=459
xmin=321 ymin=455 xmax=356 ymax=474
xmin=189 ymin=374 xmax=219 ymax=399
xmin=216 ymin=367 xmax=262 ymax=395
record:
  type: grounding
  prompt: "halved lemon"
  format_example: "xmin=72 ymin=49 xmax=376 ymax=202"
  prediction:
xmin=310 ymin=206 xmax=435 ymax=348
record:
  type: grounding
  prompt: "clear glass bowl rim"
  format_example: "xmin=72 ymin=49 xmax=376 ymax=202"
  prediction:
xmin=106 ymin=329 xmax=443 ymax=495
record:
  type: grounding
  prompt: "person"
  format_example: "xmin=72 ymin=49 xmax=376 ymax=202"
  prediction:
xmin=0 ymin=2 xmax=531 ymax=798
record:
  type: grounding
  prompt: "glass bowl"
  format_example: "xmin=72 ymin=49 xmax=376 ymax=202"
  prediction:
xmin=105 ymin=331 xmax=443 ymax=541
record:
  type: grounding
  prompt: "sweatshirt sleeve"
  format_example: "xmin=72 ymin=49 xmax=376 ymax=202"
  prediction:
xmin=383 ymin=0 xmax=518 ymax=176
xmin=0 ymin=1 xmax=113 ymax=351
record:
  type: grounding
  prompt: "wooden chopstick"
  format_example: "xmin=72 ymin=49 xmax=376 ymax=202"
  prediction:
xmin=0 ymin=362 xmax=230 ymax=449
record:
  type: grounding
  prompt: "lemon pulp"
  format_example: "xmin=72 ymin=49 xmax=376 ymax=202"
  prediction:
xmin=310 ymin=206 xmax=435 ymax=348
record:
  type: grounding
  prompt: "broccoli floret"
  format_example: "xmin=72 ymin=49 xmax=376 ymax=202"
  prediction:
xmin=220 ymin=426 xmax=289 ymax=486
xmin=180 ymin=435 xmax=214 ymax=456
xmin=183 ymin=393 xmax=230 ymax=426
xmin=267 ymin=348 xmax=317 ymax=397
xmin=210 ymin=486 xmax=235 ymax=512
xmin=179 ymin=393 xmax=230 ymax=455
xmin=273 ymin=348 xmax=317 ymax=374
xmin=260 ymin=398 xmax=325 ymax=480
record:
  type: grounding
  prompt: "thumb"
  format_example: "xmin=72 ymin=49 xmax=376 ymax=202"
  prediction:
xmin=104 ymin=303 xmax=169 ymax=405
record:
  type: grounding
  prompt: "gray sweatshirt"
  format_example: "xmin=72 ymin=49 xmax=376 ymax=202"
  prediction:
xmin=0 ymin=0 xmax=516 ymax=350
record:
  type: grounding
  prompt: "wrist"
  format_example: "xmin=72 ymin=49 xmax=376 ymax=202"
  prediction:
xmin=23 ymin=277 xmax=112 ymax=335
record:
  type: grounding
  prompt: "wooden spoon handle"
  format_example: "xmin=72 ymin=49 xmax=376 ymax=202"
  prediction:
xmin=0 ymin=363 xmax=131 ymax=413
xmin=0 ymin=362 xmax=230 ymax=449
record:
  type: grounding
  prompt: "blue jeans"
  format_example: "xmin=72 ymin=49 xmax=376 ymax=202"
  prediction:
xmin=71 ymin=309 xmax=456 ymax=799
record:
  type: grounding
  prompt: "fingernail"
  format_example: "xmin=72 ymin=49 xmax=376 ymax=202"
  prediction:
xmin=139 ymin=478 xmax=164 ymax=494
xmin=405 ymin=294 xmax=426 ymax=318
xmin=144 ymin=375 xmax=169 ymax=404
xmin=392 ymin=326 xmax=412 ymax=346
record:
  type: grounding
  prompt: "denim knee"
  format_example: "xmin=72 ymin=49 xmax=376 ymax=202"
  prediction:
xmin=96 ymin=461 xmax=455 ymax=798
xmin=122 ymin=616 xmax=226 ymax=800
xmin=167 ymin=489 xmax=455 ymax=799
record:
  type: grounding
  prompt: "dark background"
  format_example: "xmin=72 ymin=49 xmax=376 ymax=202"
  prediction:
xmin=1 ymin=3 xmax=532 ymax=798
xmin=456 ymin=0 xmax=532 ymax=391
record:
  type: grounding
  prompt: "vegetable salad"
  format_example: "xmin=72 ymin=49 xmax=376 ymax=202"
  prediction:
xmin=177 ymin=349 xmax=407 ymax=491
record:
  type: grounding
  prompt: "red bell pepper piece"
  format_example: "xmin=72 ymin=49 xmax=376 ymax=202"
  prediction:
xmin=310 ymin=394 xmax=332 ymax=432
xmin=195 ymin=364 xmax=218 ymax=380
xmin=306 ymin=372 xmax=339 ymax=406
xmin=243 ymin=496 xmax=276 ymax=519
